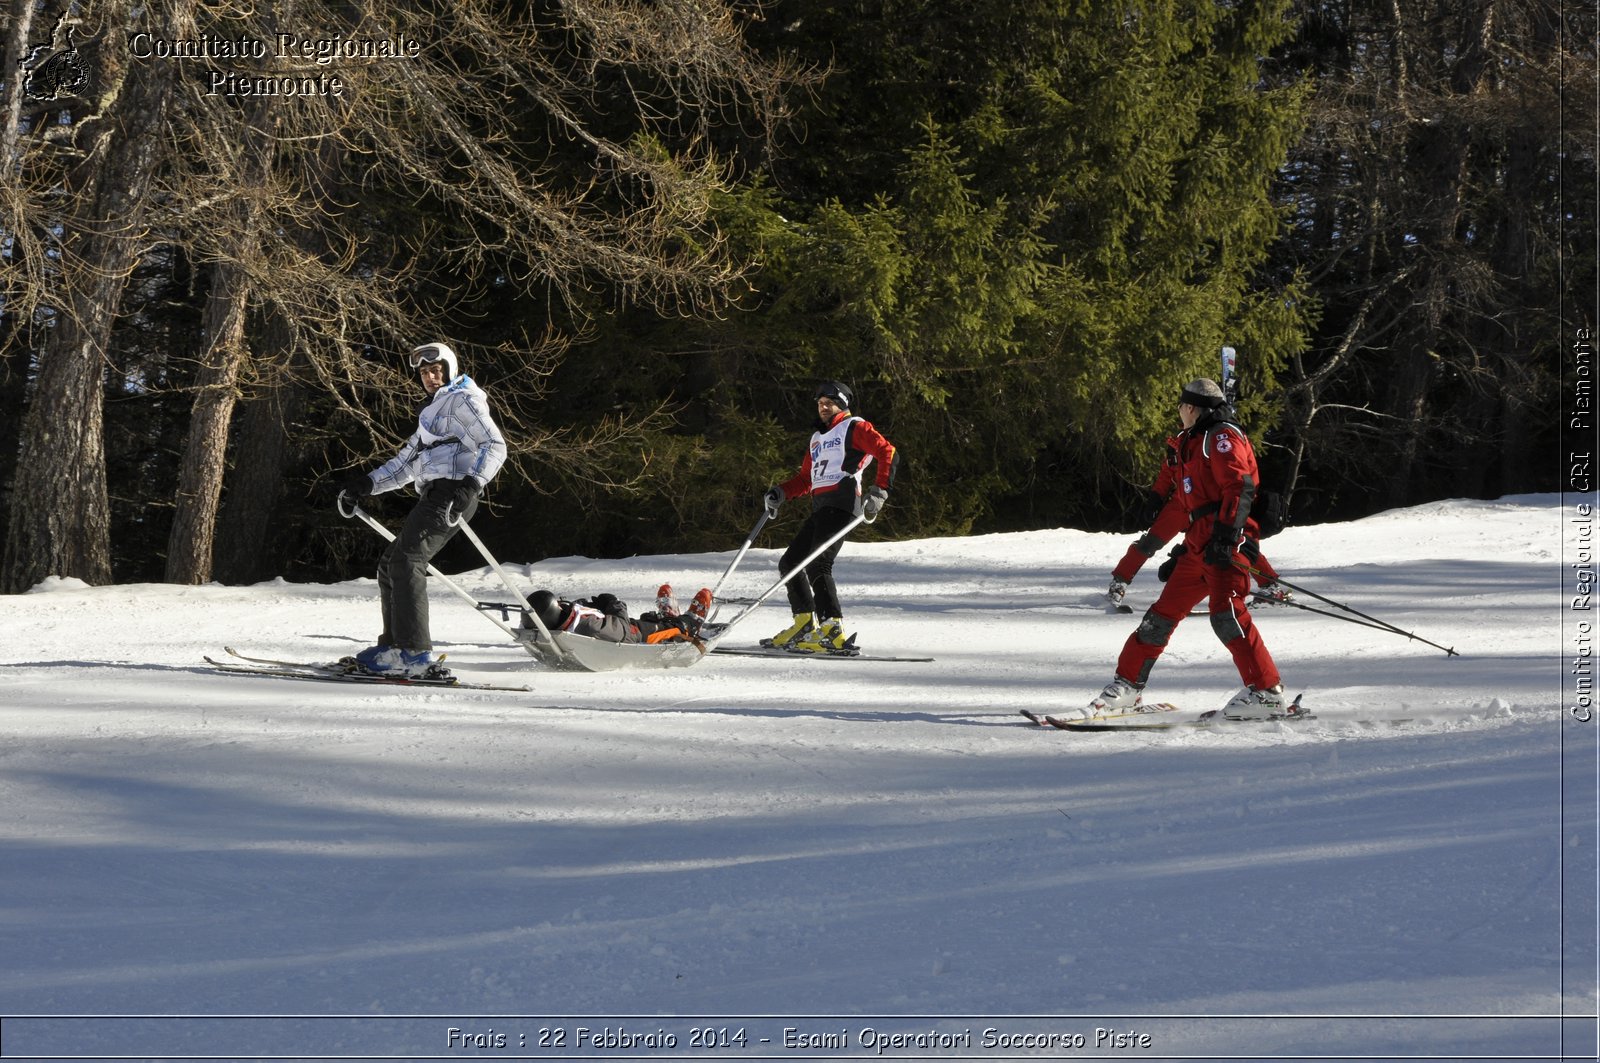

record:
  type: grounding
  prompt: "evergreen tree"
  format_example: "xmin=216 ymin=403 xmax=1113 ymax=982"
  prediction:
xmin=645 ymin=0 xmax=1311 ymax=538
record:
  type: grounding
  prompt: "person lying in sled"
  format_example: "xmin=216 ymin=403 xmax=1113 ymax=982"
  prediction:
xmin=522 ymin=584 xmax=712 ymax=644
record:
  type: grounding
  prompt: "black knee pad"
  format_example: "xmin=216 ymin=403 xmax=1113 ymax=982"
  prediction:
xmin=1210 ymin=609 xmax=1245 ymax=644
xmin=1136 ymin=608 xmax=1177 ymax=646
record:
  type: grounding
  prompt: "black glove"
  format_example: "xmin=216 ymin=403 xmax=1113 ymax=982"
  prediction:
xmin=338 ymin=471 xmax=373 ymax=501
xmin=1205 ymin=525 xmax=1240 ymax=567
xmin=1157 ymin=544 xmax=1186 ymax=582
xmin=591 ymin=593 xmax=628 ymax=620
xmin=763 ymin=486 xmax=785 ymax=518
xmin=1139 ymin=489 xmax=1165 ymax=526
xmin=444 ymin=477 xmax=480 ymax=513
xmin=862 ymin=484 xmax=887 ymax=520
xmin=1239 ymin=538 xmax=1261 ymax=564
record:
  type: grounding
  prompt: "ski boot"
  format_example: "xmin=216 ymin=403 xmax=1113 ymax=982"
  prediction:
xmin=1222 ymin=685 xmax=1287 ymax=720
xmin=791 ymin=617 xmax=851 ymax=654
xmin=678 ymin=588 xmax=713 ymax=637
xmin=1081 ymin=675 xmax=1145 ymax=717
xmin=762 ymin=612 xmax=813 ymax=648
xmin=351 ymin=645 xmax=443 ymax=679
xmin=1252 ymin=583 xmax=1293 ymax=606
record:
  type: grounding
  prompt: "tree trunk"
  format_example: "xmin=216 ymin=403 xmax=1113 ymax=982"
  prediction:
xmin=1 ymin=4 xmax=178 ymax=592
xmin=164 ymin=265 xmax=251 ymax=583
xmin=163 ymin=22 xmax=284 ymax=585
xmin=0 ymin=0 xmax=38 ymax=165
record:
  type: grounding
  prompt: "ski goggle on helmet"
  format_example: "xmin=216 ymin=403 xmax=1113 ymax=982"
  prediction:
xmin=409 ymin=342 xmax=458 ymax=380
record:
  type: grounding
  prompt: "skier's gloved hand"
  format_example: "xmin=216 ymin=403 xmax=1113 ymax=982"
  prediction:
xmin=862 ymin=484 xmax=887 ymax=520
xmin=445 ymin=477 xmax=481 ymax=514
xmin=1157 ymin=544 xmax=1186 ymax=582
xmin=762 ymin=486 xmax=784 ymax=518
xmin=338 ymin=471 xmax=373 ymax=502
xmin=1140 ymin=489 xmax=1165 ymax=526
xmin=591 ymin=593 xmax=628 ymax=620
xmin=1205 ymin=525 xmax=1240 ymax=567
xmin=1238 ymin=538 xmax=1261 ymax=563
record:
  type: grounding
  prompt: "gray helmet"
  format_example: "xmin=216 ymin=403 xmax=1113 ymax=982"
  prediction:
xmin=1179 ymin=378 xmax=1226 ymax=409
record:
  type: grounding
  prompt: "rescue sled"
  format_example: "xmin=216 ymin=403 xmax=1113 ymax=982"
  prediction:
xmin=341 ymin=491 xmax=874 ymax=674
xmin=494 ymin=513 xmax=864 ymax=672
xmin=510 ymin=626 xmax=709 ymax=672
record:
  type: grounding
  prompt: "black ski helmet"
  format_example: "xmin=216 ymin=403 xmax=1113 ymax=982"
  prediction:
xmin=814 ymin=380 xmax=853 ymax=410
xmin=525 ymin=589 xmax=565 ymax=630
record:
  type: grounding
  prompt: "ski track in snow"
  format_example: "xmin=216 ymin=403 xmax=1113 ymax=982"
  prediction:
xmin=0 ymin=494 xmax=1594 ymax=1062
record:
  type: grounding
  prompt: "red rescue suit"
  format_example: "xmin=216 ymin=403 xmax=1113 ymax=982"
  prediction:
xmin=1115 ymin=413 xmax=1280 ymax=691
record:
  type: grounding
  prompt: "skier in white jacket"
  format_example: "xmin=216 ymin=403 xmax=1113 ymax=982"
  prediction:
xmin=338 ymin=342 xmax=507 ymax=676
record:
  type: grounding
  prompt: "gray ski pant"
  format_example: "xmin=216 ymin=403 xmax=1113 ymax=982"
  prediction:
xmin=376 ymin=481 xmax=479 ymax=652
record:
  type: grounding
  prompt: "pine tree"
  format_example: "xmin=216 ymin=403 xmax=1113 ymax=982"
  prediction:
xmin=683 ymin=0 xmax=1310 ymax=534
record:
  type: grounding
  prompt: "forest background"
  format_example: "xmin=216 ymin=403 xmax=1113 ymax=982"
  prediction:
xmin=0 ymin=0 xmax=1593 ymax=592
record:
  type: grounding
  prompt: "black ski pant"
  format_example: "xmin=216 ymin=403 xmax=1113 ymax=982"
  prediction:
xmin=780 ymin=505 xmax=856 ymax=619
xmin=376 ymin=480 xmax=479 ymax=652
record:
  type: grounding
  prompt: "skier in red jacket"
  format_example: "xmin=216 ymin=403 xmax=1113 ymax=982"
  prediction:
xmin=761 ymin=380 xmax=899 ymax=653
xmin=1084 ymin=378 xmax=1288 ymax=719
xmin=1108 ymin=437 xmax=1288 ymax=608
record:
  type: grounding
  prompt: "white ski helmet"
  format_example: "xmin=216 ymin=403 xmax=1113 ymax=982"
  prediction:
xmin=409 ymin=341 xmax=459 ymax=381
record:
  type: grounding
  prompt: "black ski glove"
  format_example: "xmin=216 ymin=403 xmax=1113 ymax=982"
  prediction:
xmin=1157 ymin=545 xmax=1186 ymax=582
xmin=444 ymin=477 xmax=480 ymax=513
xmin=591 ymin=593 xmax=628 ymax=620
xmin=763 ymin=486 xmax=784 ymax=518
xmin=1205 ymin=525 xmax=1240 ymax=568
xmin=338 ymin=471 xmax=373 ymax=501
xmin=1140 ymin=489 xmax=1165 ymax=526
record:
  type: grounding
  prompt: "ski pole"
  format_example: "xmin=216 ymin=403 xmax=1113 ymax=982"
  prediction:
xmin=1238 ymin=561 xmax=1458 ymax=657
xmin=449 ymin=511 xmax=565 ymax=660
xmin=705 ymin=510 xmax=771 ymax=621
xmin=707 ymin=512 xmax=868 ymax=648
xmin=1251 ymin=590 xmax=1427 ymax=637
xmin=337 ymin=493 xmax=524 ymax=643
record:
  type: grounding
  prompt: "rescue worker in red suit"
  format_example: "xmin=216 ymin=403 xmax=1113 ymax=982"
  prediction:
xmin=1107 ymin=437 xmax=1287 ymax=607
xmin=1083 ymin=377 xmax=1287 ymax=719
xmin=760 ymin=380 xmax=899 ymax=654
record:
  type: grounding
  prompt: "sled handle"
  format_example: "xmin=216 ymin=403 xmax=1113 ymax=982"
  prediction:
xmin=453 ymin=516 xmax=565 ymax=659
xmin=705 ymin=510 xmax=771 ymax=621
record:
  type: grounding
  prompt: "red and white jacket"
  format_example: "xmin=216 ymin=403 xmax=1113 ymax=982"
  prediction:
xmin=777 ymin=411 xmax=898 ymax=514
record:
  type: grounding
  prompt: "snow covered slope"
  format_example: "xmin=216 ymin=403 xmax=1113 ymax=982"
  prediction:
xmin=1 ymin=495 xmax=1594 ymax=1061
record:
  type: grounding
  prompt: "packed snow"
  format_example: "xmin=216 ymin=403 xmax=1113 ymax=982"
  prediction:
xmin=1 ymin=494 xmax=1595 ymax=1062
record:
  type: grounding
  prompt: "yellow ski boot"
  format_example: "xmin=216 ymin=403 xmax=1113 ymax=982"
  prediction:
xmin=791 ymin=617 xmax=851 ymax=654
xmin=761 ymin=612 xmax=814 ymax=648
